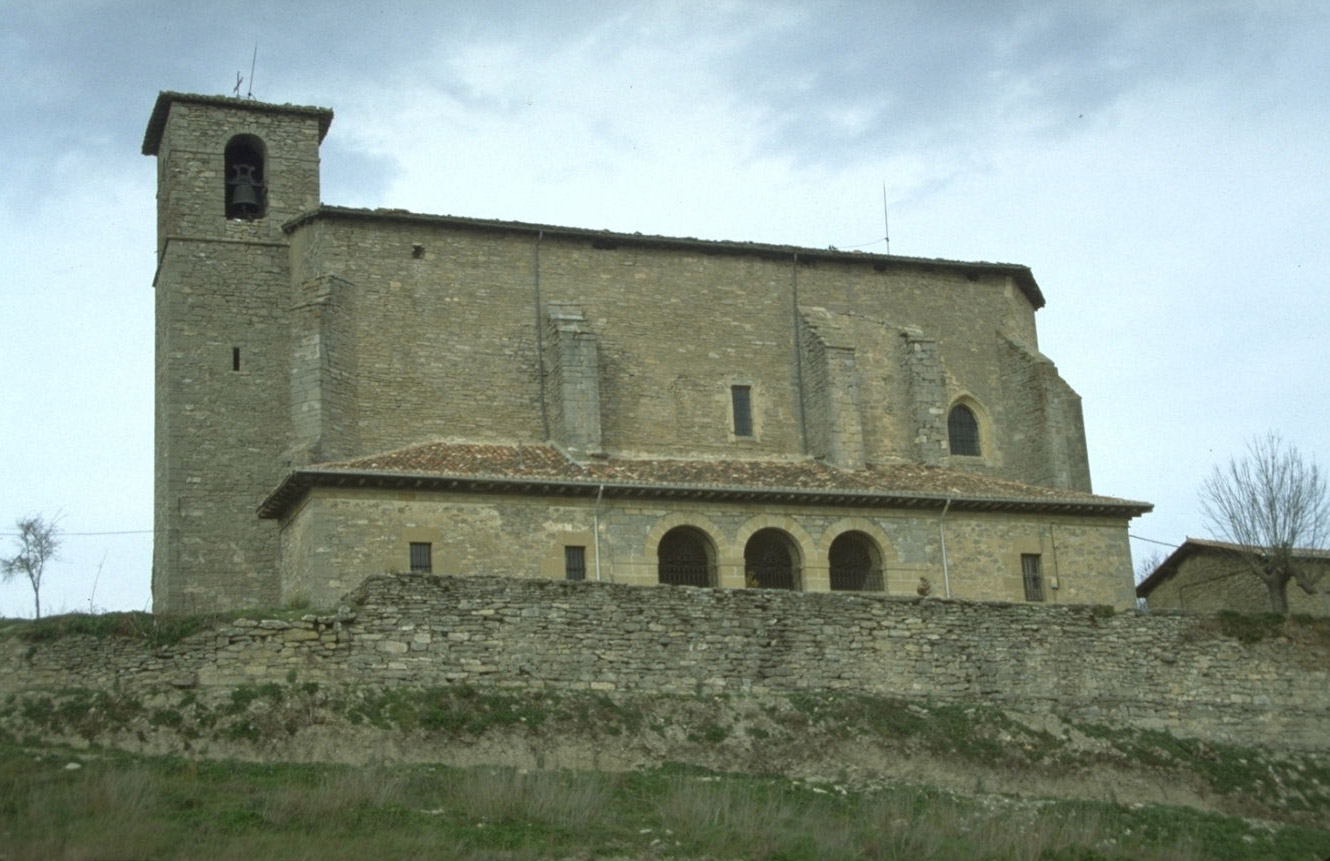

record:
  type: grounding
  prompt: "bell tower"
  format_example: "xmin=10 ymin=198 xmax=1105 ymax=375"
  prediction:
xmin=143 ymin=93 xmax=333 ymax=612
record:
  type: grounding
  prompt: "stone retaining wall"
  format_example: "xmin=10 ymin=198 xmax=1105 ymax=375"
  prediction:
xmin=4 ymin=575 xmax=1327 ymax=751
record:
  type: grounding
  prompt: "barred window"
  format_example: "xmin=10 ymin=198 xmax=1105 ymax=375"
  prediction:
xmin=829 ymin=531 xmax=884 ymax=592
xmin=565 ymin=546 xmax=587 ymax=581
xmin=409 ymin=542 xmax=433 ymax=574
xmin=948 ymin=404 xmax=981 ymax=456
xmin=732 ymin=385 xmax=753 ymax=437
xmin=657 ymin=526 xmax=716 ymax=587
xmin=1022 ymin=553 xmax=1045 ymax=602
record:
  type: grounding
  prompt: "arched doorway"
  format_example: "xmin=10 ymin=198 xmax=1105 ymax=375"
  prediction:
xmin=829 ymin=531 xmax=884 ymax=592
xmin=744 ymin=528 xmax=801 ymax=590
xmin=657 ymin=526 xmax=716 ymax=587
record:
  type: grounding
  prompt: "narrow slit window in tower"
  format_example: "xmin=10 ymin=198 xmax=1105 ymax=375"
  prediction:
xmin=731 ymin=385 xmax=753 ymax=437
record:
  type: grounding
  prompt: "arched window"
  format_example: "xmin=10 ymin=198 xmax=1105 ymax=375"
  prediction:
xmin=744 ymin=528 xmax=801 ymax=590
xmin=948 ymin=404 xmax=981 ymax=456
xmin=657 ymin=526 xmax=716 ymax=587
xmin=829 ymin=531 xmax=883 ymax=592
xmin=224 ymin=135 xmax=267 ymax=219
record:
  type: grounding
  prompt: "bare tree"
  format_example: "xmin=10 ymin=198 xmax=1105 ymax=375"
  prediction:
xmin=1200 ymin=433 xmax=1330 ymax=614
xmin=1134 ymin=549 xmax=1167 ymax=585
xmin=2 ymin=515 xmax=61 ymax=619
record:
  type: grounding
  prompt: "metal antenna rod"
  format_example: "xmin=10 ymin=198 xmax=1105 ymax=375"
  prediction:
xmin=247 ymin=45 xmax=258 ymax=99
xmin=882 ymin=182 xmax=891 ymax=255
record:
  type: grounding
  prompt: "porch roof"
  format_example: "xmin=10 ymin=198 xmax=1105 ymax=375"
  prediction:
xmin=258 ymin=441 xmax=1152 ymax=520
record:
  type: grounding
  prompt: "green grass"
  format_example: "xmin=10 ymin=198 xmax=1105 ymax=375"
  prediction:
xmin=6 ymin=682 xmax=1329 ymax=825
xmin=1071 ymin=722 xmax=1330 ymax=816
xmin=0 ymin=742 xmax=1326 ymax=861
xmin=0 ymin=607 xmax=323 ymax=649
xmin=786 ymin=693 xmax=1060 ymax=765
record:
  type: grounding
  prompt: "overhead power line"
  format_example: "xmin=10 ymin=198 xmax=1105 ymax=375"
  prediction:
xmin=1128 ymin=534 xmax=1180 ymax=548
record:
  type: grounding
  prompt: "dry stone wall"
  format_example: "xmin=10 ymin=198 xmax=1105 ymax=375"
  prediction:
xmin=5 ymin=575 xmax=1327 ymax=751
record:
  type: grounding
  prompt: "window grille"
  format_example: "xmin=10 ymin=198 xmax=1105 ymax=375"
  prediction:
xmin=829 ymin=533 xmax=884 ymax=591
xmin=948 ymin=404 xmax=981 ymax=456
xmin=409 ymin=542 xmax=433 ymax=574
xmin=564 ymin=546 xmax=587 ymax=581
xmin=731 ymin=385 xmax=753 ymax=437
xmin=1022 ymin=553 xmax=1045 ymax=602
xmin=744 ymin=529 xmax=799 ymax=590
xmin=657 ymin=527 xmax=715 ymax=586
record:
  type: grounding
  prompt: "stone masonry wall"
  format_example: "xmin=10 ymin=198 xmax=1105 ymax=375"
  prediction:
xmin=1146 ymin=554 xmax=1330 ymax=616
xmin=998 ymin=337 xmax=1092 ymax=492
xmin=283 ymin=213 xmax=1066 ymax=475
xmin=7 ymin=576 xmax=1325 ymax=752
xmin=152 ymin=99 xmax=325 ymax=613
xmin=798 ymin=307 xmax=866 ymax=469
xmin=277 ymin=488 xmax=1136 ymax=610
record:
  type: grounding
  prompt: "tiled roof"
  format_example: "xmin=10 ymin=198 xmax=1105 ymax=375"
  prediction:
xmin=258 ymin=441 xmax=1151 ymax=519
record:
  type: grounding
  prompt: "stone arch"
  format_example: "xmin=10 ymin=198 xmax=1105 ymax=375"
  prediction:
xmin=643 ymin=512 xmax=725 ymax=555
xmin=734 ymin=517 xmax=815 ymax=568
xmin=656 ymin=525 xmax=718 ymax=587
xmin=828 ymin=530 xmax=885 ymax=592
xmin=947 ymin=394 xmax=990 ymax=458
xmin=224 ymin=133 xmax=267 ymax=219
xmin=742 ymin=527 xmax=804 ymax=591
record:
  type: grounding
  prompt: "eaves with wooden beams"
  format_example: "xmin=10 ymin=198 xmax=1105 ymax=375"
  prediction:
xmin=259 ymin=442 xmax=1152 ymax=520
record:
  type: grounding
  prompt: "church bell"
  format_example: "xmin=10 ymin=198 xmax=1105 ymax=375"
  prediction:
xmin=227 ymin=163 xmax=263 ymax=217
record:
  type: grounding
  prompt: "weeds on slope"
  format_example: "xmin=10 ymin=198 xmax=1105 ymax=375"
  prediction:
xmin=2 ymin=743 xmax=1327 ymax=861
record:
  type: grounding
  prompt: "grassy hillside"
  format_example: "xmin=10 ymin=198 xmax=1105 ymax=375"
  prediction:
xmin=3 ymin=611 xmax=1329 ymax=859
xmin=3 ymin=742 xmax=1330 ymax=861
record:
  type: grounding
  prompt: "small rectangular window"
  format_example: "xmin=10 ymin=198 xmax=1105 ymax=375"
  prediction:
xmin=731 ymin=385 xmax=753 ymax=437
xmin=409 ymin=542 xmax=433 ymax=574
xmin=1022 ymin=553 xmax=1044 ymax=602
xmin=564 ymin=546 xmax=587 ymax=581
xmin=232 ymin=347 xmax=241 ymax=371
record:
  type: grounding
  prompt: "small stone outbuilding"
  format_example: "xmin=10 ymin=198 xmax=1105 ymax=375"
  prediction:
xmin=1137 ymin=538 xmax=1330 ymax=615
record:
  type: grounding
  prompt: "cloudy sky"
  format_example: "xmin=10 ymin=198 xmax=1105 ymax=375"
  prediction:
xmin=2 ymin=1 xmax=1326 ymax=616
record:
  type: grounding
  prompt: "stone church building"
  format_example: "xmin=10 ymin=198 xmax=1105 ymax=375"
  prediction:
xmin=144 ymin=91 xmax=1150 ymax=614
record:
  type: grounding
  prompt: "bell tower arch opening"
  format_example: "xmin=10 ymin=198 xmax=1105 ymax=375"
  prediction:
xmin=224 ymin=134 xmax=267 ymax=219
